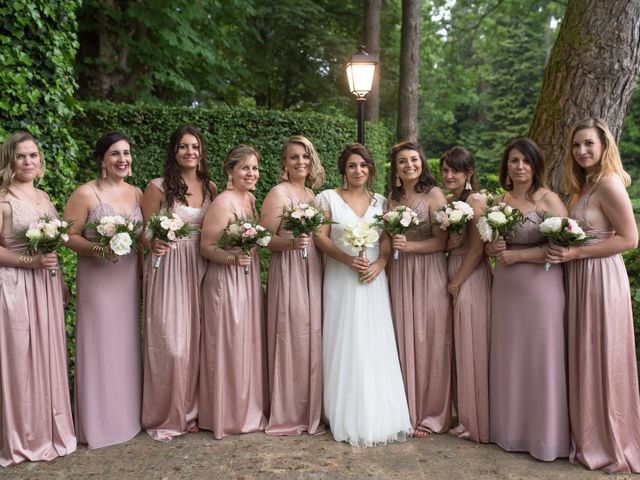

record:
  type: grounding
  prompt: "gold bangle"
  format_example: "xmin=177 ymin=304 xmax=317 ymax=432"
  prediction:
xmin=285 ymin=240 xmax=295 ymax=250
xmin=91 ymin=243 xmax=105 ymax=258
xmin=226 ymin=254 xmax=236 ymax=266
xmin=18 ymin=255 xmax=33 ymax=267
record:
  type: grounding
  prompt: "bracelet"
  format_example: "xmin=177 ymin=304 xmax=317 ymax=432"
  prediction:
xmin=226 ymin=254 xmax=237 ymax=266
xmin=285 ymin=239 xmax=295 ymax=250
xmin=91 ymin=243 xmax=105 ymax=258
xmin=18 ymin=255 xmax=33 ymax=267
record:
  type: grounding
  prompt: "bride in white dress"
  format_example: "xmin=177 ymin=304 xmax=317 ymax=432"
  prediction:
xmin=314 ymin=143 xmax=412 ymax=447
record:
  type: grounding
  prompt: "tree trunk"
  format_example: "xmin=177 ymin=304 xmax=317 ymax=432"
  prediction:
xmin=397 ymin=0 xmax=422 ymax=142
xmin=528 ymin=0 xmax=640 ymax=191
xmin=364 ymin=0 xmax=381 ymax=122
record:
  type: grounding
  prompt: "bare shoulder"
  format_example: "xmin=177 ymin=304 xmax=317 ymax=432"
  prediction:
xmin=68 ymin=181 xmax=97 ymax=203
xmin=597 ymin=174 xmax=627 ymax=195
xmin=427 ymin=186 xmax=447 ymax=203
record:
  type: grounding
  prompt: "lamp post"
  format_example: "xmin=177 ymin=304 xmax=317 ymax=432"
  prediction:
xmin=346 ymin=46 xmax=377 ymax=145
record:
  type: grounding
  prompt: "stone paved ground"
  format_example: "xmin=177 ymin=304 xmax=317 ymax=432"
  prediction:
xmin=0 ymin=430 xmax=633 ymax=480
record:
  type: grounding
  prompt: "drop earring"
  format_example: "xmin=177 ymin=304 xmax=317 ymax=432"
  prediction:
xmin=465 ymin=177 xmax=471 ymax=191
xmin=505 ymin=175 xmax=512 ymax=187
xmin=396 ymin=176 xmax=402 ymax=188
xmin=101 ymin=163 xmax=107 ymax=179
xmin=342 ymin=176 xmax=348 ymax=190
xmin=127 ymin=165 xmax=133 ymax=177
xmin=226 ymin=175 xmax=234 ymax=190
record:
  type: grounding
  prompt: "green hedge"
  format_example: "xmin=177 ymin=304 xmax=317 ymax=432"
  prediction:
xmin=72 ymin=102 xmax=394 ymax=203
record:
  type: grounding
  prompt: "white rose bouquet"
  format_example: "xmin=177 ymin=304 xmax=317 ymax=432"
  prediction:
xmin=433 ymin=200 xmax=475 ymax=234
xmin=539 ymin=215 xmax=592 ymax=271
xmin=476 ymin=202 xmax=525 ymax=242
xmin=373 ymin=205 xmax=421 ymax=260
xmin=145 ymin=210 xmax=199 ymax=269
xmin=280 ymin=201 xmax=334 ymax=259
xmin=85 ymin=214 xmax=141 ymax=259
xmin=217 ymin=219 xmax=272 ymax=274
xmin=342 ymin=220 xmax=380 ymax=281
xmin=17 ymin=214 xmax=71 ymax=276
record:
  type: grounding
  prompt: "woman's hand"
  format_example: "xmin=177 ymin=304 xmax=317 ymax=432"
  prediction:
xmin=485 ymin=237 xmax=506 ymax=256
xmin=293 ymin=233 xmax=311 ymax=250
xmin=35 ymin=252 xmax=59 ymax=270
xmin=495 ymin=249 xmax=519 ymax=266
xmin=546 ymin=243 xmax=579 ymax=264
xmin=151 ymin=239 xmax=172 ymax=257
xmin=392 ymin=234 xmax=409 ymax=252
xmin=360 ymin=259 xmax=384 ymax=284
xmin=446 ymin=232 xmax=464 ymax=251
xmin=350 ymin=254 xmax=370 ymax=273
xmin=234 ymin=253 xmax=252 ymax=267
xmin=448 ymin=282 xmax=460 ymax=305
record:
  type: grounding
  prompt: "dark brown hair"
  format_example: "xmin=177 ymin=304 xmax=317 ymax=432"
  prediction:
xmin=498 ymin=138 xmax=547 ymax=200
xmin=439 ymin=146 xmax=478 ymax=201
xmin=337 ymin=143 xmax=376 ymax=192
xmin=388 ymin=140 xmax=435 ymax=201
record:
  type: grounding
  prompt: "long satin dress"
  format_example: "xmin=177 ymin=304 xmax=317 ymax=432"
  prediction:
xmin=265 ymin=224 xmax=324 ymax=436
xmin=199 ymin=196 xmax=268 ymax=439
xmin=142 ymin=178 xmax=211 ymax=441
xmin=447 ymin=194 xmax=492 ymax=443
xmin=489 ymin=210 xmax=570 ymax=461
xmin=0 ymin=193 xmax=77 ymax=467
xmin=387 ymin=197 xmax=453 ymax=434
xmin=74 ymin=188 xmax=142 ymax=449
xmin=566 ymin=181 xmax=640 ymax=473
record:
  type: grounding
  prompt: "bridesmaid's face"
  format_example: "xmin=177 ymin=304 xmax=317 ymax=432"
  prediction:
xmin=345 ymin=154 xmax=369 ymax=189
xmin=175 ymin=133 xmax=201 ymax=171
xmin=283 ymin=143 xmax=310 ymax=183
xmin=440 ymin=161 xmax=467 ymax=195
xmin=13 ymin=140 xmax=43 ymax=182
xmin=506 ymin=148 xmax=533 ymax=186
xmin=231 ymin=154 xmax=259 ymax=192
xmin=102 ymin=140 xmax=132 ymax=180
xmin=395 ymin=149 xmax=422 ymax=182
xmin=571 ymin=128 xmax=603 ymax=173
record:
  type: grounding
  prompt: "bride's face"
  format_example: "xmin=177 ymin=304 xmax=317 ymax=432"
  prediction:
xmin=344 ymin=154 xmax=369 ymax=189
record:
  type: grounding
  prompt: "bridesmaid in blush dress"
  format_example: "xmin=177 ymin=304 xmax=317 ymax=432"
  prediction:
xmin=199 ymin=145 xmax=268 ymax=439
xmin=486 ymin=138 xmax=570 ymax=461
xmin=64 ymin=132 xmax=143 ymax=449
xmin=440 ymin=147 xmax=491 ymax=443
xmin=141 ymin=125 xmax=216 ymax=441
xmin=261 ymin=136 xmax=325 ymax=436
xmin=0 ymin=132 xmax=76 ymax=467
xmin=386 ymin=141 xmax=452 ymax=437
xmin=547 ymin=118 xmax=640 ymax=473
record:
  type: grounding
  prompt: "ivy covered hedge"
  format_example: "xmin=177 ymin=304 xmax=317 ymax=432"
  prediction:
xmin=72 ymin=101 xmax=394 ymax=202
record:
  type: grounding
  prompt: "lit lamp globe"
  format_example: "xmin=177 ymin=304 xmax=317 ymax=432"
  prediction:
xmin=346 ymin=47 xmax=377 ymax=144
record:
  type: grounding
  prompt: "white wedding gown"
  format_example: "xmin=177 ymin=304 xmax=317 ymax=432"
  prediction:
xmin=315 ymin=190 xmax=412 ymax=447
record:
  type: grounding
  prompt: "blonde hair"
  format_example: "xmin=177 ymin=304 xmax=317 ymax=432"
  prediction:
xmin=223 ymin=144 xmax=260 ymax=176
xmin=562 ymin=117 xmax=631 ymax=195
xmin=280 ymin=135 xmax=325 ymax=189
xmin=0 ymin=131 xmax=45 ymax=194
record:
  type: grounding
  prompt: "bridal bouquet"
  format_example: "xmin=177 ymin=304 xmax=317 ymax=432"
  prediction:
xmin=145 ymin=210 xmax=198 ymax=269
xmin=217 ymin=219 xmax=272 ymax=274
xmin=476 ymin=203 xmax=525 ymax=242
xmin=539 ymin=215 xmax=592 ymax=271
xmin=433 ymin=200 xmax=475 ymax=234
xmin=18 ymin=214 xmax=71 ymax=276
xmin=85 ymin=214 xmax=141 ymax=259
xmin=373 ymin=206 xmax=421 ymax=260
xmin=280 ymin=201 xmax=333 ymax=259
xmin=342 ymin=220 xmax=379 ymax=281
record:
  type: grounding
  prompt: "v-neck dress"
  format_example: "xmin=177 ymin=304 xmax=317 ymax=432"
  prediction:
xmin=315 ymin=189 xmax=411 ymax=447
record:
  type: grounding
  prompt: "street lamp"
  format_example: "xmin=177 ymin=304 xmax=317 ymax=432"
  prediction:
xmin=346 ymin=46 xmax=377 ymax=145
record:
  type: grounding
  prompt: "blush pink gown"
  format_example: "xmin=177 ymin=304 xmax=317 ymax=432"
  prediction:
xmin=489 ymin=210 xmax=570 ymax=461
xmin=265 ymin=227 xmax=324 ymax=436
xmin=74 ymin=189 xmax=142 ymax=449
xmin=199 ymin=198 xmax=268 ymax=439
xmin=387 ymin=197 xmax=453 ymax=434
xmin=447 ymin=208 xmax=492 ymax=443
xmin=566 ymin=183 xmax=640 ymax=473
xmin=0 ymin=193 xmax=77 ymax=467
xmin=142 ymin=178 xmax=211 ymax=441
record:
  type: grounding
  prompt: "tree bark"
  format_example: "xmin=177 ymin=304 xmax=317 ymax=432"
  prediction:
xmin=397 ymin=0 xmax=422 ymax=142
xmin=364 ymin=0 xmax=381 ymax=122
xmin=528 ymin=0 xmax=640 ymax=191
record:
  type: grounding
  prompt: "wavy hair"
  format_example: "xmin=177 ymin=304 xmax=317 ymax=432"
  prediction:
xmin=280 ymin=135 xmax=325 ymax=189
xmin=163 ymin=125 xmax=213 ymax=208
xmin=439 ymin=146 xmax=478 ymax=202
xmin=498 ymin=138 xmax=547 ymax=201
xmin=0 ymin=131 xmax=44 ymax=194
xmin=224 ymin=144 xmax=261 ymax=179
xmin=388 ymin=140 xmax=435 ymax=202
xmin=562 ymin=117 xmax=631 ymax=196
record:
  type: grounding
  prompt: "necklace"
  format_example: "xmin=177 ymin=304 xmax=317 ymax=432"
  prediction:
xmin=12 ymin=183 xmax=41 ymax=205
